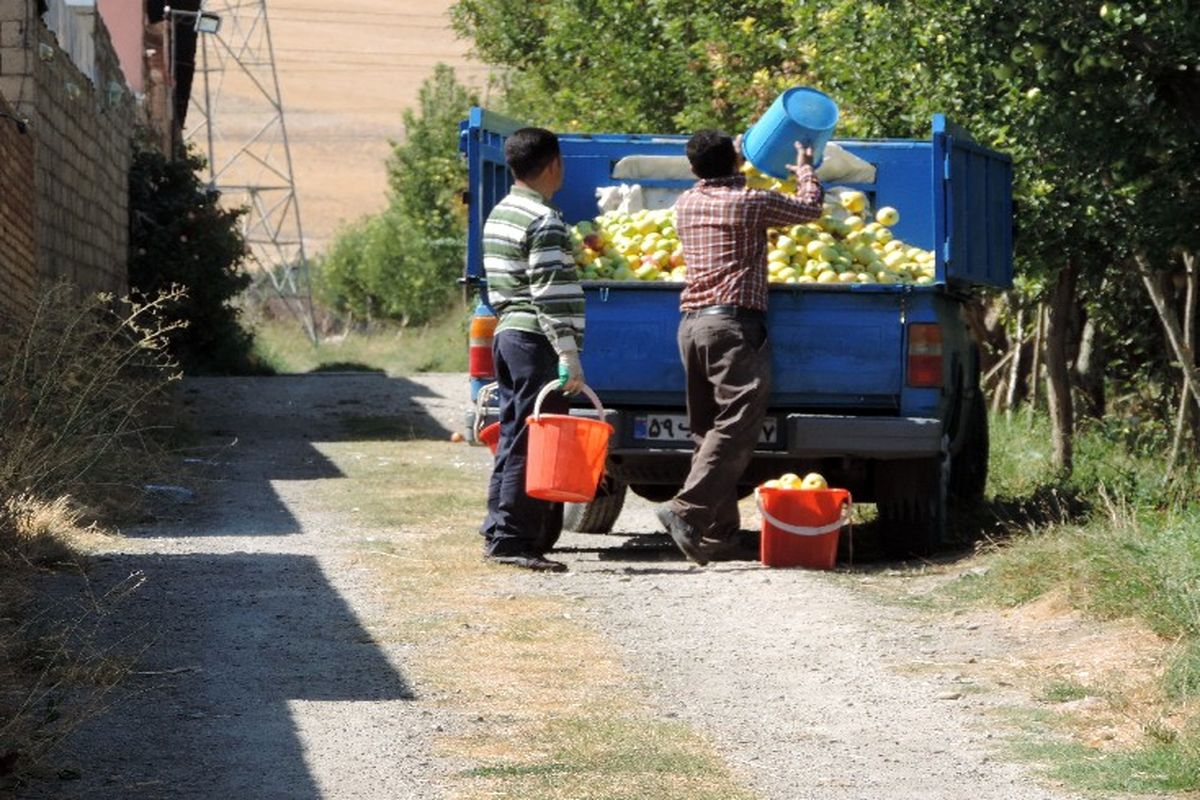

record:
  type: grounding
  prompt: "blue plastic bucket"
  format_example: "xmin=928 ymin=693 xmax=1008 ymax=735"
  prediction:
xmin=742 ymin=87 xmax=839 ymax=179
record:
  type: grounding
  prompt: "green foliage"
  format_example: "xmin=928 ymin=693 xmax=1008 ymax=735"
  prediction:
xmin=128 ymin=141 xmax=259 ymax=374
xmin=318 ymin=65 xmax=477 ymax=325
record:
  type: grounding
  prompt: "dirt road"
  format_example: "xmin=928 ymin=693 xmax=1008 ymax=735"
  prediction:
xmin=26 ymin=374 xmax=1106 ymax=799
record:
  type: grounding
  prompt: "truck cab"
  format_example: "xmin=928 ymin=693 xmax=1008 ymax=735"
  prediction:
xmin=461 ymin=108 xmax=1013 ymax=555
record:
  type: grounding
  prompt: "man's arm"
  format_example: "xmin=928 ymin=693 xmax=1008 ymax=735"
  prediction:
xmin=758 ymin=164 xmax=824 ymax=226
xmin=526 ymin=214 xmax=586 ymax=358
xmin=757 ymin=142 xmax=825 ymax=226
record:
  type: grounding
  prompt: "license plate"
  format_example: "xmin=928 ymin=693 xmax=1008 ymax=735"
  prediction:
xmin=632 ymin=414 xmax=780 ymax=444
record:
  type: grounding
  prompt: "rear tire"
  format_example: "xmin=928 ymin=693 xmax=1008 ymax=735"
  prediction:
xmin=875 ymin=456 xmax=947 ymax=558
xmin=563 ymin=476 xmax=628 ymax=534
xmin=948 ymin=387 xmax=988 ymax=508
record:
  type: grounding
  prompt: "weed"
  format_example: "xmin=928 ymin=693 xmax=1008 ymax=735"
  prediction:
xmin=0 ymin=284 xmax=183 ymax=507
xmin=1039 ymin=679 xmax=1091 ymax=704
xmin=0 ymin=284 xmax=173 ymax=786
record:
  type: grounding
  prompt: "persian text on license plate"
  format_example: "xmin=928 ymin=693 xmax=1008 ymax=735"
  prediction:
xmin=632 ymin=414 xmax=779 ymax=444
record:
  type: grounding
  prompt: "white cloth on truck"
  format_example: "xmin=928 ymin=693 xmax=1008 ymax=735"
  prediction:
xmin=609 ymin=143 xmax=876 ymax=185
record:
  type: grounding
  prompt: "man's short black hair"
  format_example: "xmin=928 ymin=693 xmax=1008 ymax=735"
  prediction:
xmin=505 ymin=127 xmax=561 ymax=181
xmin=686 ymin=130 xmax=737 ymax=179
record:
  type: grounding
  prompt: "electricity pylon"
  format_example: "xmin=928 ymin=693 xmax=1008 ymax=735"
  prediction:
xmin=181 ymin=0 xmax=317 ymax=341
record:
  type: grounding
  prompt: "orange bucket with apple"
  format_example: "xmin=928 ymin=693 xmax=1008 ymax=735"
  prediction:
xmin=525 ymin=382 xmax=612 ymax=503
xmin=756 ymin=474 xmax=851 ymax=569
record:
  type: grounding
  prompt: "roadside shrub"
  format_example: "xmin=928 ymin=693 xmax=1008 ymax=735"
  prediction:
xmin=0 ymin=284 xmax=182 ymax=531
xmin=128 ymin=139 xmax=259 ymax=374
xmin=0 ymin=284 xmax=177 ymax=786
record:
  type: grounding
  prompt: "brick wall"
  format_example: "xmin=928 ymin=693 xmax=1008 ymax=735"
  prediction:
xmin=0 ymin=90 xmax=35 ymax=321
xmin=0 ymin=0 xmax=135 ymax=302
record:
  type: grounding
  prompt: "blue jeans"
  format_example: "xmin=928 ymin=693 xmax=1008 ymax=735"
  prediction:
xmin=480 ymin=329 xmax=569 ymax=556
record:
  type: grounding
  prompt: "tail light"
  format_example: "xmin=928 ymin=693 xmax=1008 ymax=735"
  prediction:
xmin=468 ymin=309 xmax=497 ymax=379
xmin=907 ymin=323 xmax=943 ymax=387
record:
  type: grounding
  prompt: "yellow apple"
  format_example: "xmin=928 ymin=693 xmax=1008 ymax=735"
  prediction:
xmin=876 ymin=206 xmax=900 ymax=226
xmin=800 ymin=472 xmax=828 ymax=490
xmin=840 ymin=190 xmax=866 ymax=213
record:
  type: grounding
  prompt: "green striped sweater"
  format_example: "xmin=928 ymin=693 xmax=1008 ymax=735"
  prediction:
xmin=483 ymin=186 xmax=585 ymax=355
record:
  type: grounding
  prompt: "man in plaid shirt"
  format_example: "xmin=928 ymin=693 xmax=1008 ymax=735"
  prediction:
xmin=656 ymin=131 xmax=824 ymax=565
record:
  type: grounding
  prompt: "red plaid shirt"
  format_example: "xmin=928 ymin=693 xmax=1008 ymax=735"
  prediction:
xmin=675 ymin=169 xmax=824 ymax=312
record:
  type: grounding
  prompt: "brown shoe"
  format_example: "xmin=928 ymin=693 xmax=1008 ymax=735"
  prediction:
xmin=655 ymin=506 xmax=708 ymax=566
xmin=485 ymin=553 xmax=569 ymax=572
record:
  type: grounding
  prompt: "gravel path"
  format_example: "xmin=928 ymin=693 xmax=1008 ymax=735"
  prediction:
xmin=28 ymin=373 xmax=1100 ymax=799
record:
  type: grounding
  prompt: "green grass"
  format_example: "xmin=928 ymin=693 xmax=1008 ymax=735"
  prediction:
xmin=1038 ymin=679 xmax=1092 ymax=704
xmin=251 ymin=306 xmax=470 ymax=375
xmin=1013 ymin=732 xmax=1200 ymax=793
xmin=945 ymin=410 xmax=1200 ymax=792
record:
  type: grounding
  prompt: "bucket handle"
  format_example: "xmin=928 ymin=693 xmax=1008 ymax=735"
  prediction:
xmin=473 ymin=381 xmax=499 ymax=439
xmin=532 ymin=381 xmax=605 ymax=422
xmin=754 ymin=488 xmax=853 ymax=537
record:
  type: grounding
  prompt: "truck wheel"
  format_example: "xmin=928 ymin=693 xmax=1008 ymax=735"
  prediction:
xmin=948 ymin=388 xmax=988 ymax=508
xmin=563 ymin=476 xmax=627 ymax=534
xmin=875 ymin=457 xmax=947 ymax=558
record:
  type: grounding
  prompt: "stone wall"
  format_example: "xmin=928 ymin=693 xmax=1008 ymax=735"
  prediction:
xmin=0 ymin=0 xmax=136 ymax=301
xmin=0 ymin=90 xmax=35 ymax=321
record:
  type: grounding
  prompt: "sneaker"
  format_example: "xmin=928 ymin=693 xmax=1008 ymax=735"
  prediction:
xmin=655 ymin=506 xmax=708 ymax=566
xmin=485 ymin=553 xmax=569 ymax=573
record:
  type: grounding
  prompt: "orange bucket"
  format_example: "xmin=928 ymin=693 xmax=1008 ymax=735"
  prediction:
xmin=756 ymin=485 xmax=852 ymax=569
xmin=479 ymin=421 xmax=500 ymax=454
xmin=525 ymin=382 xmax=612 ymax=503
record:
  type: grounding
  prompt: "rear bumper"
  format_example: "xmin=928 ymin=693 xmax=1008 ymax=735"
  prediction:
xmin=785 ymin=414 xmax=944 ymax=459
xmin=468 ymin=406 xmax=944 ymax=460
xmin=606 ymin=411 xmax=944 ymax=459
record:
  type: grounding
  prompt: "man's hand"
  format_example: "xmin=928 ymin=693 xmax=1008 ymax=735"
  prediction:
xmin=786 ymin=141 xmax=815 ymax=177
xmin=557 ymin=352 xmax=585 ymax=395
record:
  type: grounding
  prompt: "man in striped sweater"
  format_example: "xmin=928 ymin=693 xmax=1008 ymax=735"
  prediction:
xmin=480 ymin=127 xmax=586 ymax=573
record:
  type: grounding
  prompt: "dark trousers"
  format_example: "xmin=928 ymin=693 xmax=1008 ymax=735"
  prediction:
xmin=669 ymin=314 xmax=771 ymax=538
xmin=481 ymin=329 xmax=569 ymax=556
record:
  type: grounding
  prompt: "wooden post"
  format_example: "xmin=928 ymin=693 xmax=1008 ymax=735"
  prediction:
xmin=1166 ymin=251 xmax=1199 ymax=481
xmin=1028 ymin=303 xmax=1045 ymax=422
xmin=1004 ymin=303 xmax=1026 ymax=419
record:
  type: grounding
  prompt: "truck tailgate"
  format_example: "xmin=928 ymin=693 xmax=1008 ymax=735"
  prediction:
xmin=582 ymin=285 xmax=905 ymax=408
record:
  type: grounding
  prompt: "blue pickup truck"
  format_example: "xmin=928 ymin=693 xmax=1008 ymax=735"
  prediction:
xmin=460 ymin=107 xmax=1013 ymax=555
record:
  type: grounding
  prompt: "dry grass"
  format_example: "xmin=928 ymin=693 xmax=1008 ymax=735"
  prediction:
xmin=311 ymin=438 xmax=753 ymax=800
xmin=0 ymin=563 xmax=145 ymax=787
xmin=0 ymin=285 xmax=179 ymax=787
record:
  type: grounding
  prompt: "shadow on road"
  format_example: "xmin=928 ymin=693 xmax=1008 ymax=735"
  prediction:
xmin=36 ymin=552 xmax=413 ymax=799
xmin=133 ymin=374 xmax=461 ymax=538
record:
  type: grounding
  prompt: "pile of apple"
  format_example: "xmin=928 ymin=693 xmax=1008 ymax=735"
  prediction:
xmin=762 ymin=472 xmax=829 ymax=490
xmin=570 ymin=209 xmax=685 ymax=282
xmin=569 ymin=165 xmax=937 ymax=286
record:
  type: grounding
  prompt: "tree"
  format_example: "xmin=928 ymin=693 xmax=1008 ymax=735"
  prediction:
xmin=317 ymin=65 xmax=478 ymax=325
xmin=128 ymin=141 xmax=257 ymax=374
xmin=452 ymin=0 xmax=1200 ymax=472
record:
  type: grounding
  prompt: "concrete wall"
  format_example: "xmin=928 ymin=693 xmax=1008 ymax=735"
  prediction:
xmin=0 ymin=0 xmax=136 ymax=300
xmin=0 ymin=90 xmax=36 ymax=321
